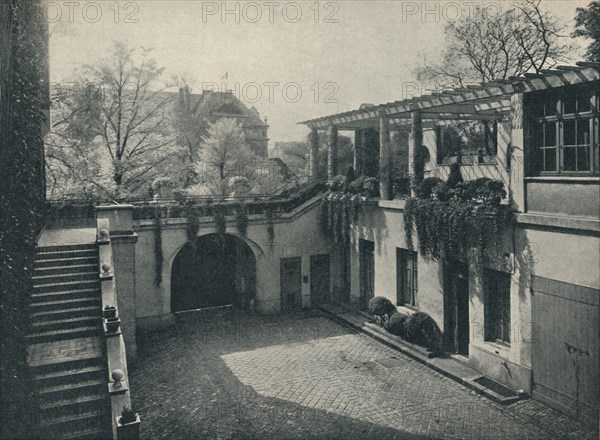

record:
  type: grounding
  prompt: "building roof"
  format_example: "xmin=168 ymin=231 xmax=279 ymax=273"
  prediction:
xmin=299 ymin=62 xmax=600 ymax=130
xmin=181 ymin=89 xmax=268 ymax=128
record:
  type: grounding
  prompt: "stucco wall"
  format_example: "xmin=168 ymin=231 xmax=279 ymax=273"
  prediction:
xmin=133 ymin=197 xmax=336 ymax=331
xmin=349 ymin=200 xmax=599 ymax=394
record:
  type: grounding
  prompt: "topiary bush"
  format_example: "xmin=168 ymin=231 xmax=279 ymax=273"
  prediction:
xmin=368 ymin=297 xmax=396 ymax=321
xmin=403 ymin=312 xmax=442 ymax=351
xmin=384 ymin=312 xmax=409 ymax=337
xmin=414 ymin=177 xmax=443 ymax=199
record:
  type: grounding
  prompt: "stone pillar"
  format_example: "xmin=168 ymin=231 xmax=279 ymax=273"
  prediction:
xmin=409 ymin=110 xmax=423 ymax=195
xmin=510 ymin=93 xmax=525 ymax=211
xmin=327 ymin=125 xmax=338 ymax=179
xmin=309 ymin=126 xmax=319 ymax=179
xmin=354 ymin=129 xmax=364 ymax=175
xmin=378 ymin=109 xmax=392 ymax=200
xmin=96 ymin=205 xmax=138 ymax=361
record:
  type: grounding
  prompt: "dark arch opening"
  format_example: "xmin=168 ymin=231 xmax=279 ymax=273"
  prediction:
xmin=171 ymin=234 xmax=256 ymax=313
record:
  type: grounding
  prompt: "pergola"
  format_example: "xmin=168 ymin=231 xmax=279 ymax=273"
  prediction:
xmin=299 ymin=62 xmax=600 ymax=200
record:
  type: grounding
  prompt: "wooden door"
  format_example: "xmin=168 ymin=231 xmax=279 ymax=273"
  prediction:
xmin=531 ymin=276 xmax=599 ymax=426
xmin=443 ymin=261 xmax=470 ymax=356
xmin=280 ymin=257 xmax=302 ymax=312
xmin=310 ymin=254 xmax=330 ymax=305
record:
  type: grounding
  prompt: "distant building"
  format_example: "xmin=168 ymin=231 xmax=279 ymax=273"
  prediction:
xmin=177 ymin=87 xmax=269 ymax=157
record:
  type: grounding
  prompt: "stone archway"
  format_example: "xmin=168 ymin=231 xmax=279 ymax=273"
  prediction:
xmin=171 ymin=234 xmax=256 ymax=313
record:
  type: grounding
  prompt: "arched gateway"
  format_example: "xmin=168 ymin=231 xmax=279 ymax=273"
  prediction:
xmin=171 ymin=234 xmax=256 ymax=313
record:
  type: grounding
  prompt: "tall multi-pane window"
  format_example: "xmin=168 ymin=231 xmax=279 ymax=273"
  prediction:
xmin=529 ymin=84 xmax=599 ymax=175
xmin=396 ymin=248 xmax=418 ymax=306
xmin=484 ymin=269 xmax=511 ymax=344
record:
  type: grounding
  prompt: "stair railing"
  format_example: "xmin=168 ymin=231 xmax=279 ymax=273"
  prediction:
xmin=97 ymin=218 xmax=137 ymax=439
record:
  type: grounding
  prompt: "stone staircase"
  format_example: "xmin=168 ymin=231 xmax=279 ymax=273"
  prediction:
xmin=27 ymin=243 xmax=112 ymax=439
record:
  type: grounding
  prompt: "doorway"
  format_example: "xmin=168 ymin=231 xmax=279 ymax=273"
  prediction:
xmin=310 ymin=254 xmax=330 ymax=305
xmin=443 ymin=261 xmax=470 ymax=355
xmin=280 ymin=257 xmax=302 ymax=312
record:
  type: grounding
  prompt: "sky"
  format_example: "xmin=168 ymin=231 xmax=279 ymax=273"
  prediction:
xmin=48 ymin=0 xmax=590 ymax=146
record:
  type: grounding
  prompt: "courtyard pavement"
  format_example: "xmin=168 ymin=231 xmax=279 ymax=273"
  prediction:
xmin=129 ymin=310 xmax=597 ymax=440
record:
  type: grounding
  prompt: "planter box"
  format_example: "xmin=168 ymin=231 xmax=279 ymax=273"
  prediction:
xmin=117 ymin=414 xmax=141 ymax=440
xmin=365 ymin=322 xmax=442 ymax=359
xmin=104 ymin=317 xmax=121 ymax=334
xmin=103 ymin=307 xmax=117 ymax=319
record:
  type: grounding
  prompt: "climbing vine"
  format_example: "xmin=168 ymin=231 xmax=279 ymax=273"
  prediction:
xmin=235 ymin=204 xmax=249 ymax=238
xmin=266 ymin=207 xmax=275 ymax=249
xmin=404 ymin=173 xmax=512 ymax=261
xmin=153 ymin=206 xmax=163 ymax=286
xmin=213 ymin=204 xmax=226 ymax=243
xmin=184 ymin=202 xmax=200 ymax=253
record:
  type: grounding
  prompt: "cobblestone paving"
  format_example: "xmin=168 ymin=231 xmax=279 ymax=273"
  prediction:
xmin=129 ymin=310 xmax=598 ymax=440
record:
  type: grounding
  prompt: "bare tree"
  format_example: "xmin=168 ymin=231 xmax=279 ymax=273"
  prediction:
xmin=46 ymin=42 xmax=178 ymax=198
xmin=416 ymin=0 xmax=573 ymax=88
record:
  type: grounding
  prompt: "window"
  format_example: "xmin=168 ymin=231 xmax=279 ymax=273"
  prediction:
xmin=397 ymin=248 xmax=418 ymax=306
xmin=484 ymin=269 xmax=511 ymax=344
xmin=436 ymin=121 xmax=498 ymax=164
xmin=529 ymin=84 xmax=599 ymax=175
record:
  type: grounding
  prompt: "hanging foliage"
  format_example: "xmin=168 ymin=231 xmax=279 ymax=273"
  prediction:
xmin=235 ymin=204 xmax=249 ymax=238
xmin=184 ymin=202 xmax=200 ymax=254
xmin=266 ymin=207 xmax=275 ymax=249
xmin=213 ymin=205 xmax=226 ymax=242
xmin=320 ymin=193 xmax=357 ymax=245
xmin=404 ymin=176 xmax=512 ymax=261
xmin=153 ymin=206 xmax=163 ymax=286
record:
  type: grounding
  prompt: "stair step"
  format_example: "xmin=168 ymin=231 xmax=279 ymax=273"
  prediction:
xmin=39 ymin=409 xmax=107 ymax=430
xmin=32 ymin=305 xmax=100 ymax=322
xmin=33 ymin=272 xmax=98 ymax=286
xmin=27 ymin=326 xmax=101 ymax=344
xmin=32 ymin=316 xmax=100 ymax=332
xmin=60 ymin=425 xmax=112 ymax=440
xmin=35 ymin=249 xmax=98 ymax=260
xmin=37 ymin=243 xmax=97 ymax=253
xmin=31 ymin=288 xmax=100 ymax=304
xmin=34 ymin=365 xmax=106 ymax=388
xmin=40 ymin=394 xmax=108 ymax=418
xmin=39 ymin=379 xmax=105 ymax=401
xmin=30 ymin=354 xmax=104 ymax=376
xmin=33 ymin=279 xmax=99 ymax=293
xmin=35 ymin=264 xmax=98 ymax=277
xmin=36 ymin=256 xmax=98 ymax=268
xmin=30 ymin=297 xmax=101 ymax=312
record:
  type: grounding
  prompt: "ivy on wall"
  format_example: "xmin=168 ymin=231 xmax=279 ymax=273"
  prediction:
xmin=235 ymin=204 xmax=249 ymax=238
xmin=266 ymin=207 xmax=275 ymax=249
xmin=213 ymin=204 xmax=226 ymax=243
xmin=404 ymin=170 xmax=512 ymax=261
xmin=1 ymin=2 xmax=49 ymax=437
xmin=184 ymin=201 xmax=200 ymax=254
xmin=319 ymin=192 xmax=362 ymax=246
xmin=153 ymin=207 xmax=163 ymax=286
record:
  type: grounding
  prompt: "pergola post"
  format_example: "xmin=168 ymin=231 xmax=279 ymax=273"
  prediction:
xmin=409 ymin=110 xmax=423 ymax=196
xmin=378 ymin=110 xmax=392 ymax=200
xmin=354 ymin=129 xmax=364 ymax=175
xmin=327 ymin=125 xmax=338 ymax=180
xmin=309 ymin=126 xmax=319 ymax=179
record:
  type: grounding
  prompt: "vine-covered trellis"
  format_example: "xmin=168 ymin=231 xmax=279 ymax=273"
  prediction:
xmin=404 ymin=170 xmax=513 ymax=261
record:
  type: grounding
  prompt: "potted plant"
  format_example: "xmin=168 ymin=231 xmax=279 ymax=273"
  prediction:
xmin=104 ymin=315 xmax=121 ymax=334
xmin=103 ymin=305 xmax=117 ymax=319
xmin=116 ymin=406 xmax=140 ymax=440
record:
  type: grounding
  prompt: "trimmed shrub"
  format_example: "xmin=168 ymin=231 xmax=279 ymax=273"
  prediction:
xmin=384 ymin=312 xmax=409 ymax=337
xmin=328 ymin=175 xmax=346 ymax=192
xmin=404 ymin=312 xmax=442 ymax=351
xmin=368 ymin=297 xmax=396 ymax=319
xmin=414 ymin=177 xmax=443 ymax=199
